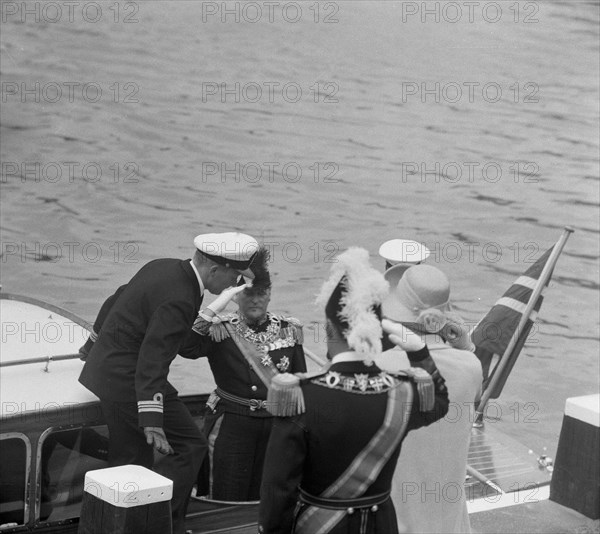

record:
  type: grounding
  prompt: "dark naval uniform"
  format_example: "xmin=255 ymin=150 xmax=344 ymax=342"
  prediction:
xmin=180 ymin=313 xmax=306 ymax=500
xmin=78 ymin=258 xmax=207 ymax=533
xmin=258 ymin=347 xmax=449 ymax=534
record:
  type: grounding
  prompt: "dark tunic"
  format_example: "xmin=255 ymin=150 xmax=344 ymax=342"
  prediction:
xmin=79 ymin=258 xmax=203 ymax=426
xmin=258 ymin=348 xmax=449 ymax=534
xmin=77 ymin=258 xmax=206 ymax=534
xmin=180 ymin=314 xmax=306 ymax=500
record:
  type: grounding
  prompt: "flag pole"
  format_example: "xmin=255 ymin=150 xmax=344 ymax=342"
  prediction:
xmin=466 ymin=465 xmax=505 ymax=495
xmin=475 ymin=226 xmax=574 ymax=421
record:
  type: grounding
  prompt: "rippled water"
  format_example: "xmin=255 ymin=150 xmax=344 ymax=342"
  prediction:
xmin=1 ymin=1 xmax=598 ymax=458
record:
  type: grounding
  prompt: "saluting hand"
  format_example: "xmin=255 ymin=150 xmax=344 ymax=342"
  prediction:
xmin=143 ymin=427 xmax=174 ymax=455
xmin=381 ymin=319 xmax=426 ymax=352
xmin=206 ymin=283 xmax=252 ymax=315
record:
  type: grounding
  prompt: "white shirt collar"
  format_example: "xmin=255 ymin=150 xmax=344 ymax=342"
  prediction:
xmin=331 ymin=351 xmax=368 ymax=364
xmin=189 ymin=260 xmax=205 ymax=295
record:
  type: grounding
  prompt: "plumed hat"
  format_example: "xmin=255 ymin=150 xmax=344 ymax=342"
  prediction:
xmin=316 ymin=247 xmax=389 ymax=359
xmin=242 ymin=245 xmax=271 ymax=292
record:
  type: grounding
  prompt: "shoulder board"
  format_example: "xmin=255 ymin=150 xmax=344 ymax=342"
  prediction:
xmin=276 ymin=315 xmax=304 ymax=344
xmin=392 ymin=370 xmax=412 ymax=379
xmin=208 ymin=313 xmax=237 ymax=342
xmin=277 ymin=315 xmax=303 ymax=328
xmin=217 ymin=312 xmax=238 ymax=323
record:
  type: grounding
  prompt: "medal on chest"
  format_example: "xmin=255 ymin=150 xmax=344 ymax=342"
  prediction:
xmin=232 ymin=313 xmax=294 ymax=372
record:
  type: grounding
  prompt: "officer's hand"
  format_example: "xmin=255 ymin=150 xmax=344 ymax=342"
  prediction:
xmin=206 ymin=283 xmax=252 ymax=314
xmin=381 ymin=319 xmax=425 ymax=352
xmin=143 ymin=427 xmax=174 ymax=455
xmin=78 ymin=336 xmax=95 ymax=360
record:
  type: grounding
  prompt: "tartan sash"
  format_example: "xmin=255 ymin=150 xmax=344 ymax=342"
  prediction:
xmin=294 ymin=381 xmax=414 ymax=534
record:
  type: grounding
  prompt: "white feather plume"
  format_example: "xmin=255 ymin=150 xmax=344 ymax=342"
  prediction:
xmin=316 ymin=247 xmax=389 ymax=358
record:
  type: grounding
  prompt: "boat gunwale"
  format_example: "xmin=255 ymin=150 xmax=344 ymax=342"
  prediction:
xmin=0 ymin=293 xmax=92 ymax=331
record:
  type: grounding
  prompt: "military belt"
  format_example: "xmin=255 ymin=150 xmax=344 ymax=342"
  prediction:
xmin=215 ymin=387 xmax=268 ymax=411
xmin=298 ymin=488 xmax=390 ymax=513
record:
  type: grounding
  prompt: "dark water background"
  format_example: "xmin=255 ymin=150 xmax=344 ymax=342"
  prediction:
xmin=1 ymin=1 xmax=599 ymax=460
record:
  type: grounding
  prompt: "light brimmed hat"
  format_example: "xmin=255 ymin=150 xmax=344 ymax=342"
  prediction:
xmin=382 ymin=264 xmax=452 ymax=331
xmin=194 ymin=232 xmax=259 ymax=278
xmin=383 ymin=264 xmax=474 ymax=350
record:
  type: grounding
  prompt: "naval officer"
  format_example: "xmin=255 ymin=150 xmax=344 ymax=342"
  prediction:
xmin=78 ymin=231 xmax=259 ymax=534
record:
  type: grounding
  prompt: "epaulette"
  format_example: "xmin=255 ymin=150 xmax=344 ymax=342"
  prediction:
xmin=207 ymin=313 xmax=237 ymax=342
xmin=275 ymin=315 xmax=304 ymax=344
xmin=266 ymin=373 xmax=305 ymax=417
xmin=266 ymin=369 xmax=326 ymax=417
xmin=401 ymin=367 xmax=435 ymax=411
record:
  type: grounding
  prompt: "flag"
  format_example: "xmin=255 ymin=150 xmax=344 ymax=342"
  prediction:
xmin=471 ymin=246 xmax=554 ymax=399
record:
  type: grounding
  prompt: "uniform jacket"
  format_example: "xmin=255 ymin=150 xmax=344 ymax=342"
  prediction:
xmin=179 ymin=315 xmax=306 ymax=418
xmin=78 ymin=258 xmax=203 ymax=427
xmin=258 ymin=347 xmax=449 ymax=534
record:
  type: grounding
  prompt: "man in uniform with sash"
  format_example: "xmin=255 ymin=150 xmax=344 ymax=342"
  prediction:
xmin=179 ymin=247 xmax=306 ymax=501
xmin=258 ymin=247 xmax=449 ymax=534
xmin=78 ymin=231 xmax=259 ymax=534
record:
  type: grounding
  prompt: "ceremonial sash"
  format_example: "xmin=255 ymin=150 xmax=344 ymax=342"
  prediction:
xmin=295 ymin=382 xmax=414 ymax=534
xmin=222 ymin=321 xmax=278 ymax=387
xmin=222 ymin=322 xmax=312 ymax=416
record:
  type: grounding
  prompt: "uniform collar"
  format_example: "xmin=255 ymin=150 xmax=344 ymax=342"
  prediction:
xmin=329 ymin=353 xmax=382 ymax=375
xmin=331 ymin=351 xmax=367 ymax=364
xmin=189 ymin=259 xmax=205 ymax=295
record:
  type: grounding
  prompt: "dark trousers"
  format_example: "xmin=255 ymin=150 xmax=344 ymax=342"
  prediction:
xmin=207 ymin=412 xmax=273 ymax=501
xmin=100 ymin=396 xmax=207 ymax=534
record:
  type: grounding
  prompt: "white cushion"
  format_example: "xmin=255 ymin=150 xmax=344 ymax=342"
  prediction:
xmin=84 ymin=465 xmax=173 ymax=507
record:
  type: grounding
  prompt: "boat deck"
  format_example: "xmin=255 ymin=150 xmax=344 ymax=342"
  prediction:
xmin=471 ymin=498 xmax=599 ymax=534
xmin=466 ymin=423 xmax=552 ymax=500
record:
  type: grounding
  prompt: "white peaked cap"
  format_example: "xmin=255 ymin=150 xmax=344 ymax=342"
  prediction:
xmin=193 ymin=232 xmax=259 ymax=278
xmin=378 ymin=239 xmax=430 ymax=266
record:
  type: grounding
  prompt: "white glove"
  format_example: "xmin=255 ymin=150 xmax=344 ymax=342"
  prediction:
xmin=441 ymin=312 xmax=475 ymax=351
xmin=381 ymin=319 xmax=425 ymax=352
xmin=206 ymin=283 xmax=251 ymax=315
